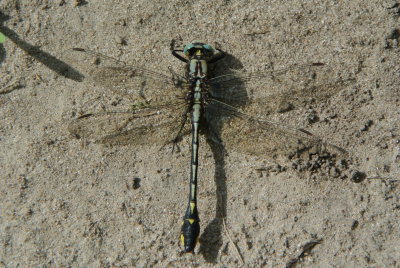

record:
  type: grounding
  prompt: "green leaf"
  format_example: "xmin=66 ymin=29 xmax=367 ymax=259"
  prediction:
xmin=0 ymin=32 xmax=5 ymax=44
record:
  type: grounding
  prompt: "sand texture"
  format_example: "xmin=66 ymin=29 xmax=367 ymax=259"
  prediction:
xmin=0 ymin=0 xmax=399 ymax=267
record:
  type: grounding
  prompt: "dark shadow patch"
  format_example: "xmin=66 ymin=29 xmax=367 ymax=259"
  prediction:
xmin=0 ymin=43 xmax=5 ymax=65
xmin=198 ymin=51 xmax=245 ymax=261
xmin=0 ymin=12 xmax=84 ymax=81
xmin=0 ymin=11 xmax=10 ymax=65
xmin=199 ymin=139 xmax=227 ymax=262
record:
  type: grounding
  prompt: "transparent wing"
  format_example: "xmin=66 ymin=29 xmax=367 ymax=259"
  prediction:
xmin=62 ymin=48 xmax=187 ymax=105
xmin=68 ymin=102 xmax=190 ymax=146
xmin=209 ymin=63 xmax=355 ymax=114
xmin=206 ymin=99 xmax=346 ymax=161
xmin=63 ymin=48 xmax=191 ymax=145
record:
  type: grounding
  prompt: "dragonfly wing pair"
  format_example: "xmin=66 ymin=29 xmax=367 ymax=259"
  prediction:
xmin=64 ymin=48 xmax=348 ymax=157
xmin=205 ymin=63 xmax=349 ymax=159
xmin=63 ymin=48 xmax=190 ymax=146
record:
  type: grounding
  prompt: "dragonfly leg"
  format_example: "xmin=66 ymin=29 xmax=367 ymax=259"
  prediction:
xmin=172 ymin=49 xmax=188 ymax=63
xmin=172 ymin=110 xmax=189 ymax=153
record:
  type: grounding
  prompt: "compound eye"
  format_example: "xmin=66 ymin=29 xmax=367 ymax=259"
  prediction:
xmin=184 ymin=43 xmax=195 ymax=56
xmin=203 ymin=44 xmax=214 ymax=52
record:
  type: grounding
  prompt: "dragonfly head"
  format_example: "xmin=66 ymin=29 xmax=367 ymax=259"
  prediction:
xmin=184 ymin=41 xmax=215 ymax=58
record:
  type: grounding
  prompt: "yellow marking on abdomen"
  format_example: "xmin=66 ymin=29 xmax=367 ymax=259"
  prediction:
xmin=190 ymin=202 xmax=196 ymax=212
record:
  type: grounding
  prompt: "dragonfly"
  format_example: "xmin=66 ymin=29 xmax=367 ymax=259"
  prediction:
xmin=64 ymin=41 xmax=347 ymax=253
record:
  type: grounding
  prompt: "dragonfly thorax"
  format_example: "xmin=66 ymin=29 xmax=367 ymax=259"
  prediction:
xmin=188 ymin=59 xmax=208 ymax=80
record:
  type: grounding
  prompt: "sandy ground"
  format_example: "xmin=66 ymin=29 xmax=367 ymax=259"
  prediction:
xmin=1 ymin=0 xmax=399 ymax=267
